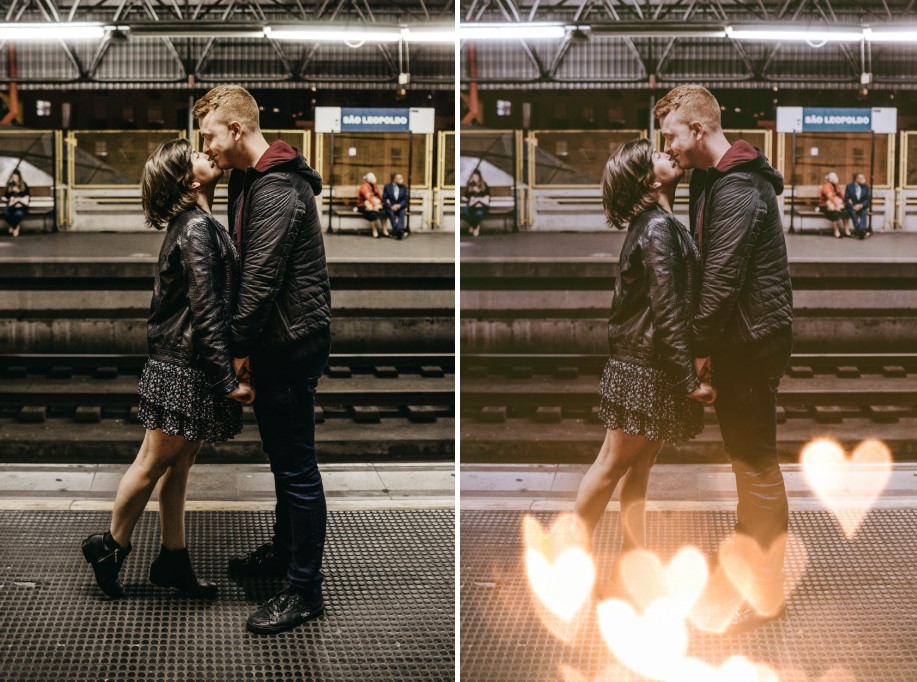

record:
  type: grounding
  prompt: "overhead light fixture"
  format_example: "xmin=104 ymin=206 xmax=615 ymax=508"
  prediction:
xmin=864 ymin=27 xmax=917 ymax=42
xmin=401 ymin=27 xmax=456 ymax=43
xmin=0 ymin=22 xmax=111 ymax=40
xmin=459 ymin=23 xmax=567 ymax=40
xmin=726 ymin=26 xmax=864 ymax=42
xmin=265 ymin=26 xmax=402 ymax=42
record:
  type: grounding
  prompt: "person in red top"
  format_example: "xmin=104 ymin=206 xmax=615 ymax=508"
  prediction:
xmin=819 ymin=172 xmax=851 ymax=239
xmin=357 ymin=172 xmax=389 ymax=239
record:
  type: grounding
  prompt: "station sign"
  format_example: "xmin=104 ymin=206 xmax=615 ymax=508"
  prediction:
xmin=315 ymin=107 xmax=436 ymax=134
xmin=777 ymin=107 xmax=897 ymax=134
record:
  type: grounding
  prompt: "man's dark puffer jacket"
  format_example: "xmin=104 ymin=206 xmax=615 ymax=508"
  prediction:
xmin=147 ymin=206 xmax=239 ymax=394
xmin=228 ymin=140 xmax=332 ymax=360
xmin=608 ymin=206 xmax=701 ymax=394
xmin=688 ymin=141 xmax=793 ymax=358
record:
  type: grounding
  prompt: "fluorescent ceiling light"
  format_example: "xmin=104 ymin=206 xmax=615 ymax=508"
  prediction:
xmin=401 ymin=27 xmax=456 ymax=43
xmin=864 ymin=27 xmax=917 ymax=42
xmin=726 ymin=26 xmax=864 ymax=42
xmin=460 ymin=23 xmax=566 ymax=40
xmin=0 ymin=22 xmax=109 ymax=40
xmin=265 ymin=26 xmax=402 ymax=42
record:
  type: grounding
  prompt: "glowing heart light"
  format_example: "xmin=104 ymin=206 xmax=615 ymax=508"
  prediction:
xmin=597 ymin=598 xmax=690 ymax=681
xmin=718 ymin=531 xmax=808 ymax=618
xmin=618 ymin=546 xmax=709 ymax=614
xmin=523 ymin=515 xmax=595 ymax=624
xmin=677 ymin=655 xmax=780 ymax=682
xmin=801 ymin=438 xmax=893 ymax=538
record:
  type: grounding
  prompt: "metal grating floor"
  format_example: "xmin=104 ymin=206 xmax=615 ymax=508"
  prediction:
xmin=0 ymin=510 xmax=454 ymax=681
xmin=461 ymin=509 xmax=917 ymax=682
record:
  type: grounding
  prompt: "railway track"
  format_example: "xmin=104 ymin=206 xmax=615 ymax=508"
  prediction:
xmin=460 ymin=353 xmax=917 ymax=463
xmin=0 ymin=353 xmax=455 ymax=463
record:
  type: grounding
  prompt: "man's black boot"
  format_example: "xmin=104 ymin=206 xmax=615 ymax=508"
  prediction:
xmin=246 ymin=586 xmax=324 ymax=635
xmin=81 ymin=532 xmax=132 ymax=598
xmin=228 ymin=542 xmax=290 ymax=579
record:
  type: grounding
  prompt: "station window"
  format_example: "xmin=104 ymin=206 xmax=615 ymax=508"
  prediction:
xmin=583 ymin=106 xmax=595 ymax=123
xmin=95 ymin=140 xmax=108 ymax=158
xmin=555 ymin=140 xmax=569 ymax=157
xmin=36 ymin=100 xmax=51 ymax=117
xmin=148 ymin=106 xmax=164 ymax=125
xmin=496 ymin=100 xmax=512 ymax=117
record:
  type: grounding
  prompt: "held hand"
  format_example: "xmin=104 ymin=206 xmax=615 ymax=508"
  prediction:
xmin=233 ymin=357 xmax=251 ymax=384
xmin=688 ymin=382 xmax=717 ymax=405
xmin=694 ymin=356 xmax=712 ymax=383
xmin=392 ymin=203 xmax=401 ymax=211
xmin=228 ymin=382 xmax=255 ymax=405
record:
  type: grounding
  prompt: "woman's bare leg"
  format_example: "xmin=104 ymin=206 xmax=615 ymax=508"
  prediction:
xmin=109 ymin=429 xmax=196 ymax=548
xmin=573 ymin=429 xmax=660 ymax=542
xmin=158 ymin=441 xmax=203 ymax=550
xmin=619 ymin=442 xmax=663 ymax=551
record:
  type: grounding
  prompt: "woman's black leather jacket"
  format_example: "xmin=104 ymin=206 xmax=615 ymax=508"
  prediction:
xmin=607 ymin=206 xmax=700 ymax=393
xmin=147 ymin=206 xmax=239 ymax=394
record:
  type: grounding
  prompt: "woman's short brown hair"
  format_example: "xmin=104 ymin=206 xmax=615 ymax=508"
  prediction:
xmin=601 ymin=138 xmax=658 ymax=230
xmin=140 ymin=138 xmax=197 ymax=231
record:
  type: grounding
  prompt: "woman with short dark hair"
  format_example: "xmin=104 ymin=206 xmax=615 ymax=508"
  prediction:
xmin=2 ymin=169 xmax=30 ymax=237
xmin=573 ymin=138 xmax=715 ymax=564
xmin=81 ymin=138 xmax=254 ymax=599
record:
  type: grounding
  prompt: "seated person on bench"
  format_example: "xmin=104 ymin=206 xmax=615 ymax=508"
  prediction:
xmin=462 ymin=169 xmax=491 ymax=238
xmin=357 ymin=172 xmax=389 ymax=239
xmin=1 ymin=170 xmax=30 ymax=238
xmin=819 ymin=172 xmax=850 ymax=239
xmin=382 ymin=172 xmax=409 ymax=240
xmin=844 ymin=173 xmax=871 ymax=240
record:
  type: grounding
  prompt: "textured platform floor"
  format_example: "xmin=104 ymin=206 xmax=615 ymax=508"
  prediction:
xmin=461 ymin=509 xmax=917 ymax=682
xmin=0 ymin=509 xmax=454 ymax=681
xmin=459 ymin=230 xmax=917 ymax=262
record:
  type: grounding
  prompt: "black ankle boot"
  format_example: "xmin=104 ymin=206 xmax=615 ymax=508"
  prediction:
xmin=149 ymin=545 xmax=217 ymax=599
xmin=81 ymin=532 xmax=132 ymax=598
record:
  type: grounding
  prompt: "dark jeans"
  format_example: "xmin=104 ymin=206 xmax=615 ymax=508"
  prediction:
xmin=712 ymin=329 xmax=793 ymax=554
xmin=251 ymin=345 xmax=330 ymax=599
xmin=385 ymin=207 xmax=406 ymax=233
xmin=847 ymin=207 xmax=868 ymax=233
xmin=2 ymin=206 xmax=27 ymax=229
xmin=462 ymin=205 xmax=488 ymax=228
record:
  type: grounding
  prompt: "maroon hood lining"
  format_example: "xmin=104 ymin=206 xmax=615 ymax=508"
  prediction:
xmin=254 ymin=140 xmax=298 ymax=172
xmin=715 ymin=139 xmax=759 ymax=173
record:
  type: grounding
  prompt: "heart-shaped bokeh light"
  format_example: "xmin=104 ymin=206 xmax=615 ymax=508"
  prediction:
xmin=523 ymin=514 xmax=595 ymax=625
xmin=619 ymin=546 xmax=709 ymax=614
xmin=801 ymin=438 xmax=893 ymax=538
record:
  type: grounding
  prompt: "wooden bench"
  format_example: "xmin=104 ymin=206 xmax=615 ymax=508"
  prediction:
xmin=328 ymin=196 xmax=421 ymax=234
xmin=330 ymin=199 xmax=366 ymax=233
xmin=786 ymin=187 xmax=834 ymax=234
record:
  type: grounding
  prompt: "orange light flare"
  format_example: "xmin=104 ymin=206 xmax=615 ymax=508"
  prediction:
xmin=522 ymin=514 xmax=596 ymax=641
xmin=800 ymin=437 xmax=893 ymax=539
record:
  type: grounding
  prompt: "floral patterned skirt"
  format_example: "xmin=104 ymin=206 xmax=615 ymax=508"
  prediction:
xmin=598 ymin=358 xmax=704 ymax=444
xmin=138 ymin=358 xmax=242 ymax=444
